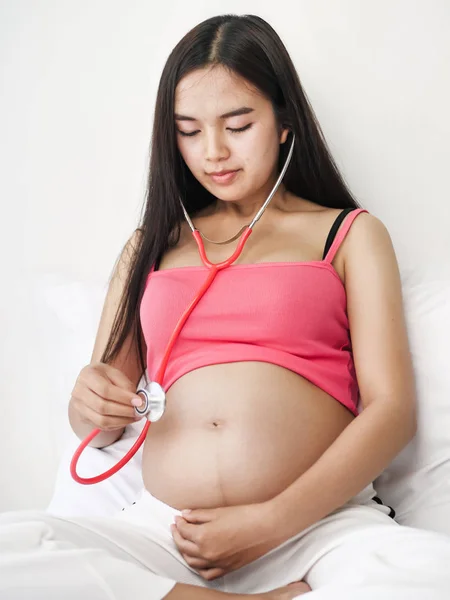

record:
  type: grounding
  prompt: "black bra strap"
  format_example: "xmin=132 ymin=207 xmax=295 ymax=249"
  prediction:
xmin=322 ymin=207 xmax=357 ymax=260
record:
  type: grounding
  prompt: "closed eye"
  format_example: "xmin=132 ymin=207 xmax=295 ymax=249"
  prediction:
xmin=176 ymin=123 xmax=253 ymax=137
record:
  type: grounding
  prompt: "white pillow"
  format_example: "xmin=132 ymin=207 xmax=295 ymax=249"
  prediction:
xmin=36 ymin=273 xmax=144 ymax=517
xmin=38 ymin=274 xmax=109 ymax=457
xmin=374 ymin=273 xmax=450 ymax=535
xmin=46 ymin=421 xmax=145 ymax=517
xmin=43 ymin=269 xmax=450 ymax=533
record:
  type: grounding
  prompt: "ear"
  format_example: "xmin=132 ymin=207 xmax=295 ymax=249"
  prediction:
xmin=280 ymin=127 xmax=290 ymax=145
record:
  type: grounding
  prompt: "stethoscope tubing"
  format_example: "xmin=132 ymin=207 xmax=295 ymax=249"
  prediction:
xmin=70 ymin=133 xmax=295 ymax=485
xmin=69 ymin=228 xmax=253 ymax=484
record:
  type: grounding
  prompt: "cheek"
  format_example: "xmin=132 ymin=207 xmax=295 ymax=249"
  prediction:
xmin=178 ymin=140 xmax=203 ymax=173
xmin=243 ymin=137 xmax=279 ymax=180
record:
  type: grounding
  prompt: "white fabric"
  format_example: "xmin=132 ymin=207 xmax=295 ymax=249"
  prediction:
xmin=3 ymin=484 xmax=450 ymax=599
xmin=0 ymin=511 xmax=176 ymax=600
xmin=46 ymin=423 xmax=144 ymax=519
xmin=43 ymin=267 xmax=450 ymax=537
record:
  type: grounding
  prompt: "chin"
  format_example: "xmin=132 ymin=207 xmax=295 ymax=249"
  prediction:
xmin=215 ymin=192 xmax=242 ymax=201
xmin=211 ymin=184 xmax=248 ymax=202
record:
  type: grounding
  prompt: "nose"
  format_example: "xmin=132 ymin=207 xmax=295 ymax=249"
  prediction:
xmin=204 ymin=130 xmax=229 ymax=163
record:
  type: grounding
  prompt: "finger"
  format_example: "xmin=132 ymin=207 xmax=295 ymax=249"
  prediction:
xmin=197 ymin=567 xmax=226 ymax=581
xmin=181 ymin=509 xmax=216 ymax=524
xmin=75 ymin=386 xmax=138 ymax=419
xmin=174 ymin=517 xmax=201 ymax=542
xmin=171 ymin=524 xmax=201 ymax=557
xmin=82 ymin=367 xmax=140 ymax=406
xmin=75 ymin=402 xmax=142 ymax=431
xmin=180 ymin=554 xmax=212 ymax=570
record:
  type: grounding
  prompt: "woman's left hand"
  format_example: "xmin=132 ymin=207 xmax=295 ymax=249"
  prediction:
xmin=170 ymin=502 xmax=281 ymax=580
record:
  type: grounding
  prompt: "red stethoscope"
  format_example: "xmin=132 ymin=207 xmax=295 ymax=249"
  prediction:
xmin=70 ymin=133 xmax=295 ymax=484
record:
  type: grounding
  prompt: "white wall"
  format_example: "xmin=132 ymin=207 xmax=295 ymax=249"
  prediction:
xmin=1 ymin=0 xmax=449 ymax=511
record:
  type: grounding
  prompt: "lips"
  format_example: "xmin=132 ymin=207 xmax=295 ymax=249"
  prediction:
xmin=208 ymin=170 xmax=238 ymax=175
xmin=208 ymin=170 xmax=240 ymax=184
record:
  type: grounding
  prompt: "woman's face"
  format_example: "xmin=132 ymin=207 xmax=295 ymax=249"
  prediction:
xmin=174 ymin=65 xmax=289 ymax=205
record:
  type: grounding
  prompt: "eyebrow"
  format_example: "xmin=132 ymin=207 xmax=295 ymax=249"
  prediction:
xmin=174 ymin=106 xmax=255 ymax=121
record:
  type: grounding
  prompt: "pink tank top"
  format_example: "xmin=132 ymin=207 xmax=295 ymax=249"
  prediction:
xmin=139 ymin=208 xmax=368 ymax=416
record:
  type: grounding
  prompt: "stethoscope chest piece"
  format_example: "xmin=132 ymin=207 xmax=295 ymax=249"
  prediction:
xmin=134 ymin=381 xmax=166 ymax=421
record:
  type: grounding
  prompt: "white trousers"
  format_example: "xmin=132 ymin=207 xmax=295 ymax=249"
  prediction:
xmin=1 ymin=483 xmax=450 ymax=599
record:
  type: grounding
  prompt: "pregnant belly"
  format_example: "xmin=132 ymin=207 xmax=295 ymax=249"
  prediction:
xmin=141 ymin=362 xmax=355 ymax=511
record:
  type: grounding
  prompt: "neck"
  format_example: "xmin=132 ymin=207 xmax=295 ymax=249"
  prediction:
xmin=213 ymin=183 xmax=289 ymax=221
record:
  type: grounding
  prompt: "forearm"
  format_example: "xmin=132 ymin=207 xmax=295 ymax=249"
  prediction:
xmin=68 ymin=399 xmax=125 ymax=449
xmin=264 ymin=398 xmax=416 ymax=543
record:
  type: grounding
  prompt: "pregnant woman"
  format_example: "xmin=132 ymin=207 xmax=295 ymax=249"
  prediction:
xmin=2 ymin=13 xmax=450 ymax=600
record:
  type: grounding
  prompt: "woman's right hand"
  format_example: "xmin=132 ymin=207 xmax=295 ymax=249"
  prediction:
xmin=69 ymin=362 xmax=144 ymax=431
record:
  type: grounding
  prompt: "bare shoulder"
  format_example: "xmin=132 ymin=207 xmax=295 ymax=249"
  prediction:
xmin=325 ymin=209 xmax=395 ymax=286
xmin=342 ymin=211 xmax=400 ymax=295
xmin=340 ymin=212 xmax=416 ymax=417
xmin=341 ymin=211 xmax=393 ymax=262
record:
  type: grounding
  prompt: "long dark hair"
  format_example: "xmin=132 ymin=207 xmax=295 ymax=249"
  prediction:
xmin=99 ymin=13 xmax=360 ymax=383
